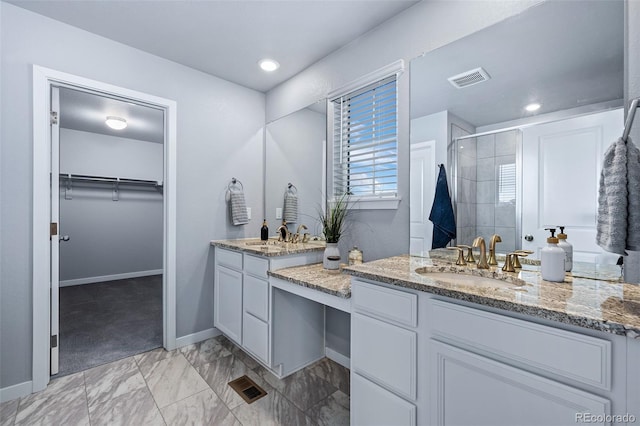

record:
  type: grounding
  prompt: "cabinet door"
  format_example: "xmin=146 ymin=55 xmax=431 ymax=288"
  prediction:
xmin=429 ymin=340 xmax=610 ymax=426
xmin=214 ymin=265 xmax=243 ymax=344
xmin=351 ymin=373 xmax=416 ymax=426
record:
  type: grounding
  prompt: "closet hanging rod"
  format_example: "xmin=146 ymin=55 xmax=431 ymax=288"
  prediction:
xmin=59 ymin=173 xmax=163 ymax=187
xmin=622 ymin=97 xmax=639 ymax=142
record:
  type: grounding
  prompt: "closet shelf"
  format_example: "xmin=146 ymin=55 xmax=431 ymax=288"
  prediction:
xmin=59 ymin=173 xmax=163 ymax=188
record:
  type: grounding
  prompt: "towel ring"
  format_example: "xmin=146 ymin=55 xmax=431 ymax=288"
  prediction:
xmin=287 ymin=183 xmax=298 ymax=194
xmin=228 ymin=178 xmax=244 ymax=191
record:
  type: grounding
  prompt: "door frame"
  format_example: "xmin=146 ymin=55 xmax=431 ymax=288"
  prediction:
xmin=32 ymin=65 xmax=177 ymax=392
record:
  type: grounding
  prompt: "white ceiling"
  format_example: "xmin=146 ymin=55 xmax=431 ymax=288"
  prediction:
xmin=10 ymin=0 xmax=419 ymax=92
xmin=410 ymin=0 xmax=624 ymax=127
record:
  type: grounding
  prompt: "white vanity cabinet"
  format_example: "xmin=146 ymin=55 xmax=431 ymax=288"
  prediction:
xmin=213 ymin=245 xmax=323 ymax=373
xmin=351 ymin=279 xmax=418 ymax=426
xmin=351 ymin=277 xmax=634 ymax=426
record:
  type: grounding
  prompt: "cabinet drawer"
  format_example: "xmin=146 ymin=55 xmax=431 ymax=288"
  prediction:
xmin=244 ymin=275 xmax=269 ymax=322
xmin=352 ymin=312 xmax=417 ymax=400
xmin=352 ymin=373 xmax=416 ymax=426
xmin=430 ymin=299 xmax=612 ymax=390
xmin=216 ymin=248 xmax=242 ymax=271
xmin=353 ymin=279 xmax=417 ymax=327
xmin=243 ymin=312 xmax=269 ymax=364
xmin=245 ymin=254 xmax=269 ymax=279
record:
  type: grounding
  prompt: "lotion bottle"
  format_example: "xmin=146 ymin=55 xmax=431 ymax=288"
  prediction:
xmin=557 ymin=226 xmax=573 ymax=272
xmin=541 ymin=228 xmax=565 ymax=282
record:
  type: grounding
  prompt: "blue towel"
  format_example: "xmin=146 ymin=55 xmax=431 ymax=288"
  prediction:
xmin=429 ymin=165 xmax=456 ymax=249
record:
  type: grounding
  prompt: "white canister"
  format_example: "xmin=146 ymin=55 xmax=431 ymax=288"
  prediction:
xmin=541 ymin=229 xmax=565 ymax=282
xmin=557 ymin=226 xmax=573 ymax=272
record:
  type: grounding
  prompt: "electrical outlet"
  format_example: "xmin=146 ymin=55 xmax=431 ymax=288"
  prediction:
xmin=246 ymin=207 xmax=252 ymax=220
xmin=276 ymin=208 xmax=282 ymax=220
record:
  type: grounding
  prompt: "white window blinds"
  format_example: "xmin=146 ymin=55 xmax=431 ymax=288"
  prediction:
xmin=331 ymin=75 xmax=398 ymax=198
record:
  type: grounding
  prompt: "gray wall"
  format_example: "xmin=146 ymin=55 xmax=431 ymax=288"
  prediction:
xmin=266 ymin=0 xmax=540 ymax=262
xmin=59 ymin=129 xmax=163 ymax=283
xmin=0 ymin=3 xmax=265 ymax=389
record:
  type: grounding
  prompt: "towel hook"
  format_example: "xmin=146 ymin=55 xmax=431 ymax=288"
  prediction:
xmin=622 ymin=97 xmax=639 ymax=143
xmin=228 ymin=178 xmax=244 ymax=191
xmin=287 ymin=182 xmax=298 ymax=194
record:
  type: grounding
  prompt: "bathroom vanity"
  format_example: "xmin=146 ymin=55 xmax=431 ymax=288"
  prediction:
xmin=344 ymin=254 xmax=640 ymax=426
xmin=211 ymin=238 xmax=351 ymax=378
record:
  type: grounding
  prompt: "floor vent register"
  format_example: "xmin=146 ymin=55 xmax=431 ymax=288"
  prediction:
xmin=228 ymin=375 xmax=268 ymax=404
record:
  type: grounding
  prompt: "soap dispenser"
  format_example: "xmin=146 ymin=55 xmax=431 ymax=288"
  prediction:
xmin=541 ymin=228 xmax=565 ymax=282
xmin=260 ymin=220 xmax=269 ymax=241
xmin=557 ymin=226 xmax=573 ymax=272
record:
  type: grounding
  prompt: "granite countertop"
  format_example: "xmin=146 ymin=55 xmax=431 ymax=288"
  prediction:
xmin=343 ymin=250 xmax=640 ymax=339
xmin=211 ymin=238 xmax=326 ymax=257
xmin=268 ymin=263 xmax=351 ymax=298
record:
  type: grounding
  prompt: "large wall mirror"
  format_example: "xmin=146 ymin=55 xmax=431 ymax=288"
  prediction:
xmin=409 ymin=0 xmax=624 ymax=262
xmin=265 ymin=101 xmax=326 ymax=238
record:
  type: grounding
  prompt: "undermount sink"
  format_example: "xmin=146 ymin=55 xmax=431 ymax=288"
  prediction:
xmin=245 ymin=240 xmax=282 ymax=246
xmin=415 ymin=267 xmax=527 ymax=289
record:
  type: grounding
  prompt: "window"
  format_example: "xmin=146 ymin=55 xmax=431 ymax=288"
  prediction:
xmin=331 ymin=74 xmax=398 ymax=201
xmin=498 ymin=162 xmax=516 ymax=203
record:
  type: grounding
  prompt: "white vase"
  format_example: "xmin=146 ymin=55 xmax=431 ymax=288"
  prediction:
xmin=323 ymin=243 xmax=341 ymax=270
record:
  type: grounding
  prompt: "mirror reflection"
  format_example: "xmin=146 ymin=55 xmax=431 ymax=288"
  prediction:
xmin=409 ymin=0 xmax=624 ymax=262
xmin=265 ymin=102 xmax=326 ymax=238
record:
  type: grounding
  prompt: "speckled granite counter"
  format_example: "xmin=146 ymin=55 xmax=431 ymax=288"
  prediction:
xmin=268 ymin=263 xmax=351 ymax=298
xmin=211 ymin=238 xmax=325 ymax=257
xmin=343 ymin=252 xmax=640 ymax=338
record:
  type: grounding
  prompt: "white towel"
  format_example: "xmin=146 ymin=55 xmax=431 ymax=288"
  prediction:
xmin=283 ymin=191 xmax=298 ymax=223
xmin=596 ymin=137 xmax=640 ymax=254
xmin=229 ymin=188 xmax=249 ymax=226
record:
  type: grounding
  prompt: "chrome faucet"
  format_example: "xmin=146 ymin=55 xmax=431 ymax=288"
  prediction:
xmin=276 ymin=221 xmax=290 ymax=242
xmin=473 ymin=236 xmax=489 ymax=269
xmin=291 ymin=224 xmax=308 ymax=243
xmin=488 ymin=234 xmax=502 ymax=266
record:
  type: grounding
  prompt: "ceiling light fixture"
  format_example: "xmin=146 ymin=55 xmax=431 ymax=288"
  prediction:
xmin=259 ymin=59 xmax=280 ymax=72
xmin=105 ymin=116 xmax=127 ymax=130
xmin=525 ymin=103 xmax=541 ymax=112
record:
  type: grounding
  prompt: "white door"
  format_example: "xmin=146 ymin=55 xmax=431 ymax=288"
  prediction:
xmin=50 ymin=86 xmax=60 ymax=375
xmin=410 ymin=141 xmax=436 ymax=256
xmin=521 ymin=109 xmax=623 ymax=261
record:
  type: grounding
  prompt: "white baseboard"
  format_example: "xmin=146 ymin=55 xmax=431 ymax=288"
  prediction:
xmin=0 ymin=380 xmax=32 ymax=403
xmin=60 ymin=269 xmax=163 ymax=287
xmin=175 ymin=328 xmax=221 ymax=349
xmin=325 ymin=347 xmax=350 ymax=369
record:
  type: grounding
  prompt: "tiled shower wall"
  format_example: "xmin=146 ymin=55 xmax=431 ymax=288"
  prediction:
xmin=454 ymin=129 xmax=520 ymax=253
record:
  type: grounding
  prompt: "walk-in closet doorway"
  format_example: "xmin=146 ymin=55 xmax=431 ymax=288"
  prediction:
xmin=55 ymin=86 xmax=164 ymax=376
xmin=32 ymin=66 xmax=177 ymax=392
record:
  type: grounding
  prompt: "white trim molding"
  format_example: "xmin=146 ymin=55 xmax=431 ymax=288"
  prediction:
xmin=325 ymin=347 xmax=350 ymax=370
xmin=32 ymin=65 xmax=178 ymax=392
xmin=0 ymin=381 xmax=33 ymax=404
xmin=175 ymin=328 xmax=222 ymax=349
xmin=327 ymin=59 xmax=405 ymax=101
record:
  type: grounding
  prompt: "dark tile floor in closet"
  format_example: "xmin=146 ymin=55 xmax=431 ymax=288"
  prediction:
xmin=58 ymin=275 xmax=163 ymax=377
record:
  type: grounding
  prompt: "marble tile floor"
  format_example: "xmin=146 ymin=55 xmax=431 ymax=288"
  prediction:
xmin=0 ymin=335 xmax=350 ymax=426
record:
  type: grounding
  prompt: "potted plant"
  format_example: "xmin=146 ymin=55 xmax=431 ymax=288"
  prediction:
xmin=319 ymin=193 xmax=350 ymax=269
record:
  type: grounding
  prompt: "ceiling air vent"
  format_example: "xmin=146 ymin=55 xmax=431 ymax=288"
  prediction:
xmin=448 ymin=67 xmax=491 ymax=89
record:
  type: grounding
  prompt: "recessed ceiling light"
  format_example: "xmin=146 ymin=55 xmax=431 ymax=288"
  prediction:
xmin=105 ymin=116 xmax=127 ymax=130
xmin=525 ymin=103 xmax=541 ymax=112
xmin=259 ymin=59 xmax=280 ymax=72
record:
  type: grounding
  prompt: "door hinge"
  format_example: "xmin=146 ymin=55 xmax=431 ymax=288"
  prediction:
xmin=50 ymin=335 xmax=58 ymax=348
xmin=50 ymin=111 xmax=58 ymax=125
xmin=50 ymin=222 xmax=58 ymax=237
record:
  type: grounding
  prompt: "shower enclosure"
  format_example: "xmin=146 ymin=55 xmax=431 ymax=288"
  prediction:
xmin=450 ymin=127 xmax=522 ymax=253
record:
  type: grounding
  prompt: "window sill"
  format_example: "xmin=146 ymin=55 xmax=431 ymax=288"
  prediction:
xmin=331 ymin=196 xmax=402 ymax=210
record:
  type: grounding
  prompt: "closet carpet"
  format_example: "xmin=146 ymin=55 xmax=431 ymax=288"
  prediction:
xmin=58 ymin=275 xmax=162 ymax=377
